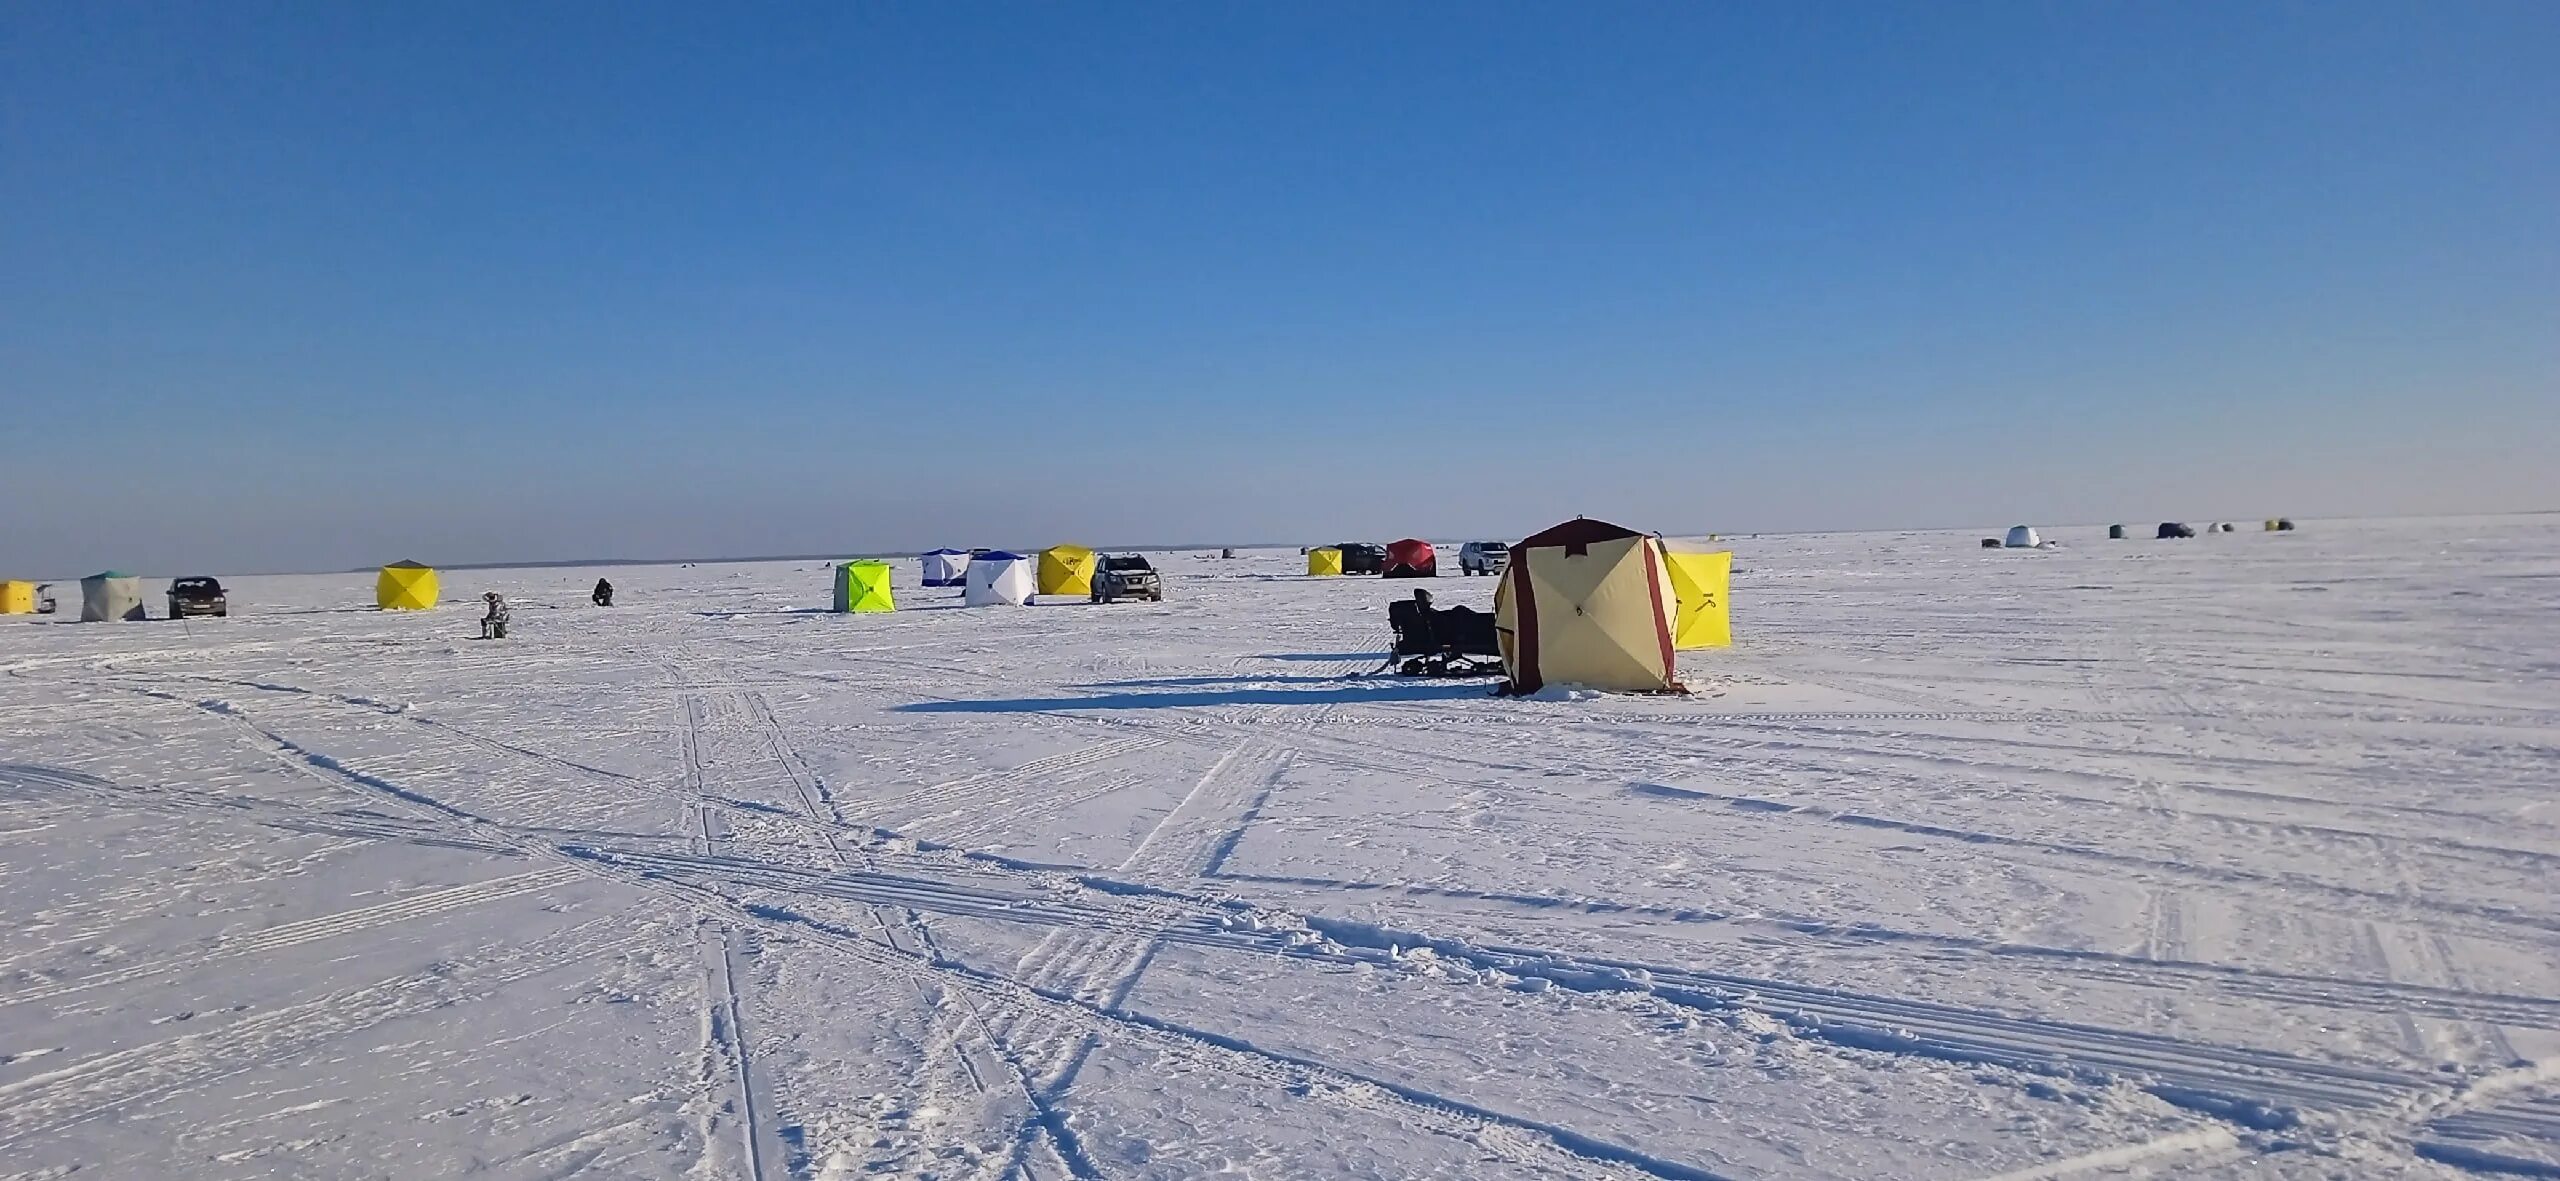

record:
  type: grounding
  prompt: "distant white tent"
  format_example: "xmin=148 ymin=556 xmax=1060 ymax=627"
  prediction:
xmin=921 ymin=548 xmax=971 ymax=587
xmin=964 ymin=551 xmax=1035 ymax=607
xmin=2003 ymin=525 xmax=2042 ymax=549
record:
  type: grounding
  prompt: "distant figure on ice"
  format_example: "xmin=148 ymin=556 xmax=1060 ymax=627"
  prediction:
xmin=479 ymin=592 xmax=511 ymax=639
xmin=592 ymin=578 xmax=614 ymax=607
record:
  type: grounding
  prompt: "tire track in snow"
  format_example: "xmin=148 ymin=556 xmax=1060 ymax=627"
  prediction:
xmin=0 ymin=918 xmax=633 ymax=1149
xmin=724 ymin=675 xmax=1066 ymax=1181
xmin=0 ymin=864 xmax=582 ymax=1010
xmin=168 ymin=686 xmax=1711 ymax=1181
xmin=673 ymin=685 xmax=784 ymax=1181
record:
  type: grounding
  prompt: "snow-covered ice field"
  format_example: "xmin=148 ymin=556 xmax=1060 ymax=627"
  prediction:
xmin=5 ymin=515 xmax=2557 ymax=1180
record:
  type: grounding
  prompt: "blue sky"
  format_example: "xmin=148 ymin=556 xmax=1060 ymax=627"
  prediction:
xmin=4 ymin=2 xmax=2553 ymax=573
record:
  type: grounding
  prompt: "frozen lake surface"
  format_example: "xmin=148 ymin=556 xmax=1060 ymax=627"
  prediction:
xmin=4 ymin=516 xmax=2557 ymax=1179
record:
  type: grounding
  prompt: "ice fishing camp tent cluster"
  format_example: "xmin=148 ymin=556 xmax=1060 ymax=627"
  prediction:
xmin=1037 ymin=545 xmax=1097 ymax=597
xmin=1 ymin=580 xmax=36 ymax=615
xmin=79 ymin=573 xmax=145 ymax=622
xmin=1305 ymin=547 xmax=1344 ymax=576
xmin=965 ymin=551 xmax=1036 ymax=606
xmin=376 ymin=561 xmax=440 ymax=610
xmin=833 ymin=561 xmax=895 ymax=613
xmin=1493 ymin=519 xmax=1688 ymax=696
xmin=921 ymin=549 xmax=971 ymax=587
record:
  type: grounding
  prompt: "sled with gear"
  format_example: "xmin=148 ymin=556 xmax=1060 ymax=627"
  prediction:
xmin=1385 ymin=591 xmax=1504 ymax=678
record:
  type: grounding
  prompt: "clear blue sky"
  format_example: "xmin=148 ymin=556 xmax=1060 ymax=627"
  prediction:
xmin=5 ymin=2 xmax=2553 ymax=574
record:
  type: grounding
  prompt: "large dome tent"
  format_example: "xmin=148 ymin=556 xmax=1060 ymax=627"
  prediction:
xmin=921 ymin=549 xmax=971 ymax=587
xmin=965 ymin=552 xmax=1036 ymax=607
xmin=1382 ymin=539 xmax=1437 ymax=578
xmin=1036 ymin=545 xmax=1097 ymax=597
xmin=833 ymin=561 xmax=896 ymax=613
xmin=376 ymin=561 xmax=440 ymax=609
xmin=1493 ymin=518 xmax=1684 ymax=696
xmin=80 ymin=572 xmax=146 ymax=622
xmin=2004 ymin=525 xmax=2042 ymax=548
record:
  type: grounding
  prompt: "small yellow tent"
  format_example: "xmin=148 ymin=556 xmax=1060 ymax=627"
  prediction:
xmin=833 ymin=560 xmax=896 ymax=613
xmin=1 ymin=581 xmax=35 ymax=614
xmin=1663 ymin=550 xmax=1733 ymax=650
xmin=376 ymin=561 xmax=439 ymax=610
xmin=1306 ymin=548 xmax=1344 ymax=576
xmin=1493 ymin=518 xmax=1684 ymax=695
xmin=1037 ymin=545 xmax=1097 ymax=597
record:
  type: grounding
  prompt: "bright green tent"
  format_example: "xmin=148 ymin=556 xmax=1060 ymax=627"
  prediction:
xmin=832 ymin=561 xmax=895 ymax=613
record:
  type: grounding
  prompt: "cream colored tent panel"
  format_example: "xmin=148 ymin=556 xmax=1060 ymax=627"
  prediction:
xmin=1305 ymin=548 xmax=1343 ymax=576
xmin=376 ymin=561 xmax=439 ymax=610
xmin=1663 ymin=550 xmax=1733 ymax=650
xmin=1037 ymin=545 xmax=1097 ymax=597
xmin=1494 ymin=520 xmax=1681 ymax=695
xmin=0 ymin=581 xmax=33 ymax=614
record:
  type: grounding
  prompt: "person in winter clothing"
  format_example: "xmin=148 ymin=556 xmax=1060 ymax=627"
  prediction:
xmin=480 ymin=592 xmax=511 ymax=639
xmin=592 ymin=578 xmax=614 ymax=607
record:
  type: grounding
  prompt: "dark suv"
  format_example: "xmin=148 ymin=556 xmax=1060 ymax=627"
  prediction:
xmin=1334 ymin=542 xmax=1388 ymax=576
xmin=1092 ymin=554 xmax=1163 ymax=603
xmin=168 ymin=577 xmax=229 ymax=618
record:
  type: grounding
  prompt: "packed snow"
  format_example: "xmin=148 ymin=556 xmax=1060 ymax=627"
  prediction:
xmin=4 ymin=515 xmax=2556 ymax=1180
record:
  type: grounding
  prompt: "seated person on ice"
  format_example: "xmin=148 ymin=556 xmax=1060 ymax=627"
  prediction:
xmin=480 ymin=592 xmax=511 ymax=639
xmin=1387 ymin=588 xmax=1502 ymax=677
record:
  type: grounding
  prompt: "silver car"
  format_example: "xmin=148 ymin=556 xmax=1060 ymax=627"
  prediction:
xmin=1458 ymin=541 xmax=1510 ymax=576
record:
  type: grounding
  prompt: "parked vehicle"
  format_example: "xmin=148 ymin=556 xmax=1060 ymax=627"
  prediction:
xmin=167 ymin=576 xmax=229 ymax=618
xmin=1458 ymin=541 xmax=1510 ymax=576
xmin=1333 ymin=542 xmax=1388 ymax=576
xmin=1092 ymin=554 xmax=1164 ymax=603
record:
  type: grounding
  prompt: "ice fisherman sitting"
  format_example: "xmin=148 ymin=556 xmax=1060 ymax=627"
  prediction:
xmin=479 ymin=592 xmax=511 ymax=639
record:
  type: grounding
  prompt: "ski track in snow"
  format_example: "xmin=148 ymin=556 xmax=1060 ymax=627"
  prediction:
xmin=4 ymin=520 xmax=2558 ymax=1178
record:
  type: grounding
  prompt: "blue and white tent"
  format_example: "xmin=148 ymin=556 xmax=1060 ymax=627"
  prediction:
xmin=921 ymin=548 xmax=972 ymax=587
xmin=964 ymin=551 xmax=1035 ymax=607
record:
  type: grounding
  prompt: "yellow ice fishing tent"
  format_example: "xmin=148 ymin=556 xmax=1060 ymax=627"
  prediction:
xmin=1493 ymin=518 xmax=1684 ymax=696
xmin=1 ymin=581 xmax=35 ymax=614
xmin=1663 ymin=550 xmax=1733 ymax=650
xmin=376 ymin=561 xmax=439 ymax=610
xmin=1037 ymin=545 xmax=1097 ymax=597
xmin=1306 ymin=548 xmax=1344 ymax=576
xmin=833 ymin=560 xmax=895 ymax=613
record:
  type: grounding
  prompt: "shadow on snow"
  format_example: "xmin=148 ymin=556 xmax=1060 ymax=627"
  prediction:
xmin=895 ymin=681 xmax=1487 ymax=713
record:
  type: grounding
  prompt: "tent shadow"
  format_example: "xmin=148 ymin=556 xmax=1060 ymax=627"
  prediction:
xmin=895 ymin=682 xmax=1490 ymax=714
xmin=689 ymin=608 xmax=835 ymax=619
xmin=1094 ymin=674 xmax=1377 ymax=688
xmin=1255 ymin=652 xmax=1386 ymax=662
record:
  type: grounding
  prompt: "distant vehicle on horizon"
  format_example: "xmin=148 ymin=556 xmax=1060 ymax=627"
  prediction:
xmin=1333 ymin=542 xmax=1388 ymax=576
xmin=1092 ymin=554 xmax=1163 ymax=603
xmin=1459 ymin=541 xmax=1510 ymax=576
xmin=166 ymin=576 xmax=229 ymax=618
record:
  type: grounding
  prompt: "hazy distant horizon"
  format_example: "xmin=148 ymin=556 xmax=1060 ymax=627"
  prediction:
xmin=12 ymin=506 xmax=2548 ymax=584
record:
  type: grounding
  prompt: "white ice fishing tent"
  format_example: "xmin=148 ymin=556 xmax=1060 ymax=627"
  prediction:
xmin=921 ymin=548 xmax=971 ymax=587
xmin=2003 ymin=525 xmax=2042 ymax=549
xmin=964 ymin=551 xmax=1035 ymax=606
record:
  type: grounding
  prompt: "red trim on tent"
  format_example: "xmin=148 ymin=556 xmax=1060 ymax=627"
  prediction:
xmin=1507 ymin=550 xmax=1541 ymax=695
xmin=1516 ymin=518 xmax=1643 ymax=551
xmin=1639 ymin=542 xmax=1686 ymax=694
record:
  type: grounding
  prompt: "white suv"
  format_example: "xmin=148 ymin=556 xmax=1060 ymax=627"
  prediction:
xmin=1458 ymin=541 xmax=1510 ymax=576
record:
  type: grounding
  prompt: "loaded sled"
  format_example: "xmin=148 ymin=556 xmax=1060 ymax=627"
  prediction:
xmin=1386 ymin=595 xmax=1504 ymax=678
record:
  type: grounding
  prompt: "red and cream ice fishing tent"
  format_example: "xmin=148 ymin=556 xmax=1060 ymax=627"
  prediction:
xmin=1382 ymin=538 xmax=1437 ymax=578
xmin=1493 ymin=518 xmax=1684 ymax=696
